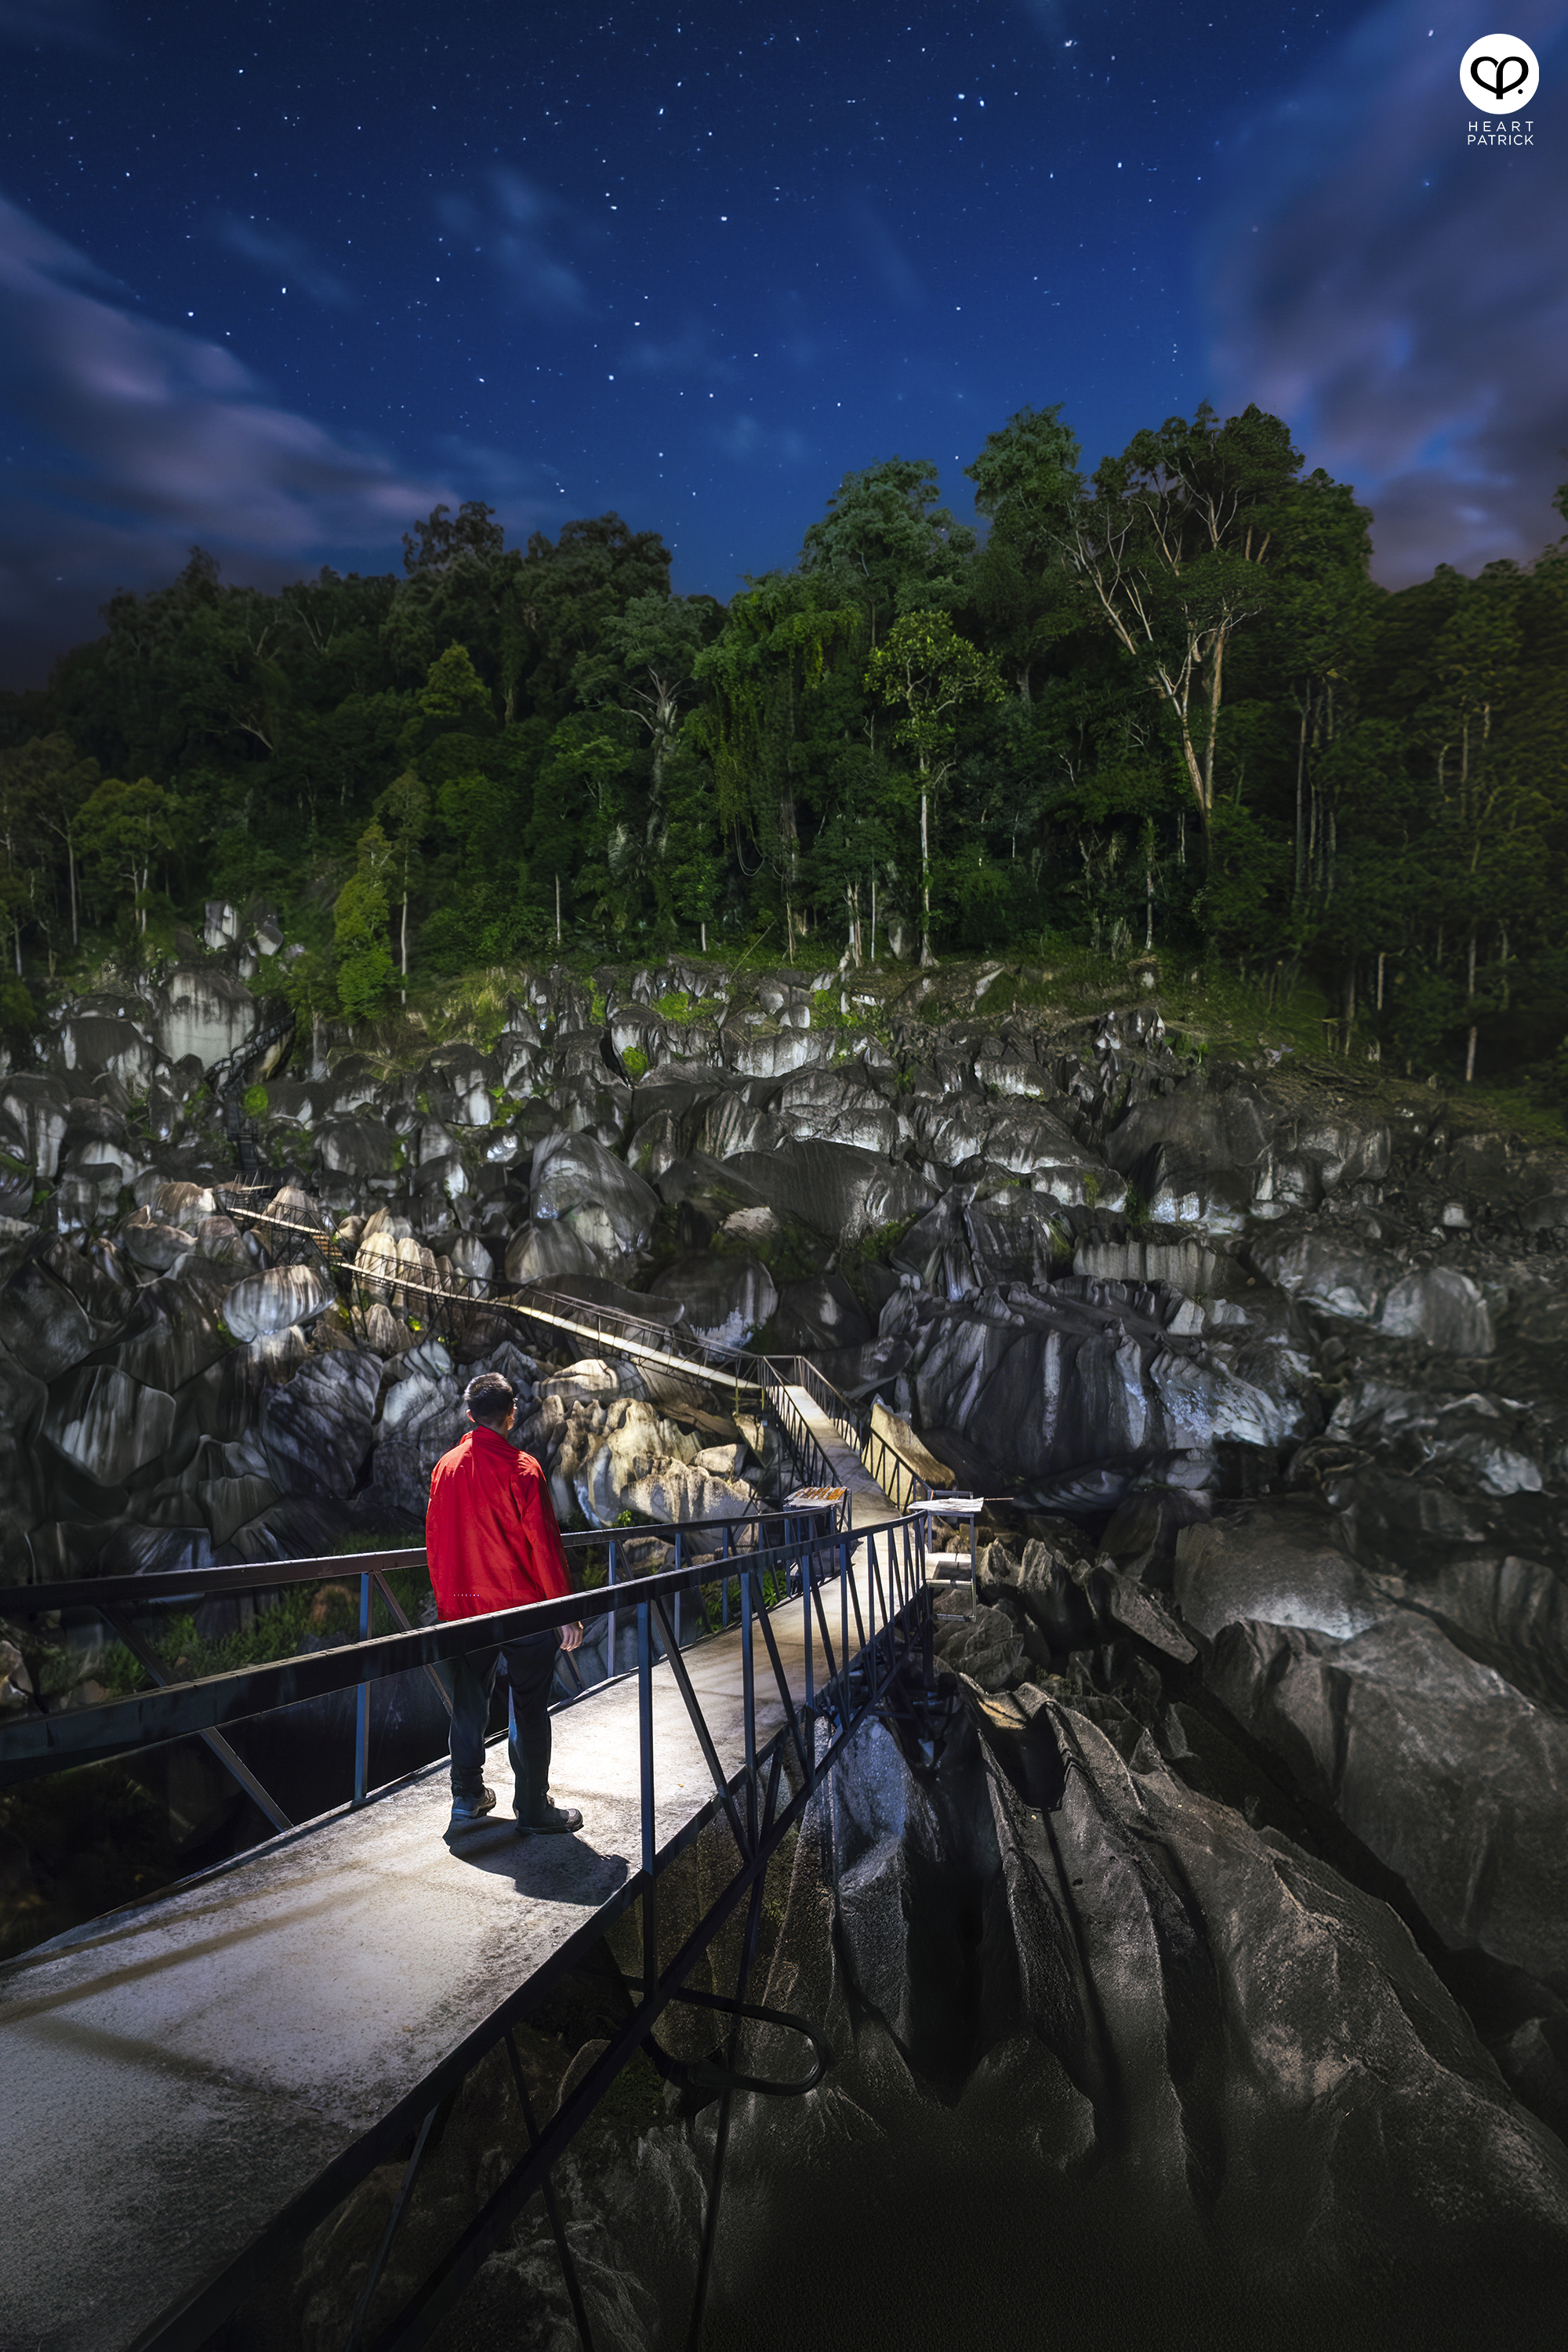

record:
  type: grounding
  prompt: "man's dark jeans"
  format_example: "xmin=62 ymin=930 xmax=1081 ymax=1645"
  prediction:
xmin=442 ymin=1629 xmax=561 ymax=1822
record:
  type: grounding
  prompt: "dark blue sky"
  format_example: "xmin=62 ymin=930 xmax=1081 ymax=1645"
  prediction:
xmin=2 ymin=0 xmax=1565 ymax=682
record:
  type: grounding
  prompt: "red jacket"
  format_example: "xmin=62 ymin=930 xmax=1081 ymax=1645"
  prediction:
xmin=426 ymin=1425 xmax=575 ymax=1623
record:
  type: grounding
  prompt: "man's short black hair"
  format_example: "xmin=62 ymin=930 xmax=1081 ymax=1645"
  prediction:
xmin=464 ymin=1372 xmax=516 ymax=1428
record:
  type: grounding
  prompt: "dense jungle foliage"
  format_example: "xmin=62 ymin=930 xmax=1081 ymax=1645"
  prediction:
xmin=2 ymin=399 xmax=1566 ymax=1093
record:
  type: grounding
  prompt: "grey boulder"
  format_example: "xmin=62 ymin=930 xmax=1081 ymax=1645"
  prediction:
xmin=1208 ymin=1612 xmax=1568 ymax=1987
xmin=1173 ymin=1501 xmax=1390 ymax=1642
xmin=260 ymin=1350 xmax=382 ymax=1499
xmin=223 ymin=1262 xmax=338 ymax=1341
xmin=1379 ymin=1266 xmax=1495 ymax=1355
xmin=648 ymin=1252 xmax=777 ymax=1347
xmin=43 ymin=1365 xmax=177 ymax=1487
xmin=722 ymin=1141 xmax=935 ymax=1248
xmin=150 ymin=967 xmax=257 ymax=1069
xmin=531 ymin=1131 xmax=659 ymax=1259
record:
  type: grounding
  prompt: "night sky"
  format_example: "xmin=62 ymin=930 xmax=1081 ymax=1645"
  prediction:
xmin=2 ymin=0 xmax=1565 ymax=683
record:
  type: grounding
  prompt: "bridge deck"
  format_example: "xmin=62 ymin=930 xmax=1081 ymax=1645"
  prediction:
xmin=779 ymin=1383 xmax=895 ymax=1526
xmin=0 ymin=1557 xmax=898 ymax=2352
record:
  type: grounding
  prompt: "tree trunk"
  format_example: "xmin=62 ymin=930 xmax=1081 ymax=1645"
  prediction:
xmin=555 ymin=873 xmax=561 ymax=947
xmin=1376 ymin=949 xmax=1385 ymax=1011
xmin=1294 ymin=702 xmax=1307 ymax=906
xmin=1465 ymin=1025 xmax=1478 ymax=1083
xmin=919 ymin=786 xmax=935 ymax=967
xmin=1200 ymin=626 xmax=1226 ymax=815
xmin=1341 ymin=961 xmax=1356 ymax=1054
xmin=870 ymin=873 xmax=877 ymax=964
xmin=67 ymin=837 xmax=78 ymax=948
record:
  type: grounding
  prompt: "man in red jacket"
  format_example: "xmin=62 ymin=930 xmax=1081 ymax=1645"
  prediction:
xmin=426 ymin=1370 xmax=584 ymax=1837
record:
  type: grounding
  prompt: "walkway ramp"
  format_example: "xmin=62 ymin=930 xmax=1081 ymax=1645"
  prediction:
xmin=777 ymin=1383 xmax=895 ymax=1527
xmin=0 ymin=1532 xmax=922 ymax=2352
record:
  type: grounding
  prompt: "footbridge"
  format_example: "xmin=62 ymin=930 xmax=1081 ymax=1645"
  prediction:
xmin=0 ymin=1177 xmax=990 ymax=2349
xmin=0 ymin=1505 xmax=947 ymax=2351
xmin=212 ymin=1180 xmax=962 ymax=1525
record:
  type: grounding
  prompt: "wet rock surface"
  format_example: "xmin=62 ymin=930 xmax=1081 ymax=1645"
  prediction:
xmin=5 ymin=953 xmax=1568 ymax=2335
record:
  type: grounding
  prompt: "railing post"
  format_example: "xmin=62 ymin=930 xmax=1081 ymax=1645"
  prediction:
xmin=740 ymin=1556 xmax=757 ymax=1851
xmin=352 ymin=1571 xmax=372 ymax=1806
xmin=607 ymin=1537 xmax=618 ymax=1685
xmin=638 ymin=1599 xmax=656 ymax=1995
xmin=866 ymin=1534 xmax=879 ymax=1709
xmin=802 ymin=1526 xmax=815 ymax=1795
xmin=840 ymin=1531 xmax=851 ymax=1730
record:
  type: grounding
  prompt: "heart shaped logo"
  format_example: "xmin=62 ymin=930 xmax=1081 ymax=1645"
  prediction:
xmin=1460 ymin=31 xmax=1540 ymax=113
xmin=1469 ymin=52 xmax=1529 ymax=100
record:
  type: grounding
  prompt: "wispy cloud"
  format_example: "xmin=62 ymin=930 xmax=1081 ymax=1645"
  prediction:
xmin=214 ymin=212 xmax=353 ymax=308
xmin=1204 ymin=0 xmax=1568 ymax=583
xmin=437 ymin=169 xmax=595 ymax=316
xmin=0 ymin=191 xmax=451 ymax=681
xmin=0 ymin=0 xmax=111 ymax=49
xmin=625 ymin=318 xmax=728 ymax=380
xmin=712 ymin=413 xmax=811 ymax=469
xmin=844 ymin=194 xmax=926 ymax=312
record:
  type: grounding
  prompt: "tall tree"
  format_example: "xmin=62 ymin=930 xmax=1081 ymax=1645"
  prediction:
xmin=692 ymin=576 xmax=861 ymax=952
xmin=864 ymin=611 xmax=1006 ymax=964
xmin=402 ymin=500 xmax=506 ymax=575
xmin=572 ymin=593 xmax=721 ymax=791
xmin=78 ymin=777 xmax=180 ymax=938
xmin=376 ymin=768 xmax=429 ymax=982
xmin=800 ymin=458 xmax=975 ymax=648
xmin=964 ymin=404 xmax=1085 ymax=701
xmin=333 ymin=822 xmax=397 ymax=1017
xmin=1066 ymin=405 xmax=1305 ymax=856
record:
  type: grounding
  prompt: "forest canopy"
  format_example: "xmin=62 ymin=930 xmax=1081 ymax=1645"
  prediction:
xmin=2 ymin=399 xmax=1567 ymax=1094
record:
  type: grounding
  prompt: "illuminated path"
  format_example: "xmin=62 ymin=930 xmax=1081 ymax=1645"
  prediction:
xmin=0 ymin=1535 xmax=925 ymax=2352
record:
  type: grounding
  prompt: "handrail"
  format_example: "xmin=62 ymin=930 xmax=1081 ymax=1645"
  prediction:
xmin=215 ymin=1187 xmax=768 ymax=1398
xmin=0 ymin=1511 xmax=929 ymax=1789
xmin=214 ymin=1181 xmax=932 ymax=1520
xmin=758 ymin=1354 xmax=932 ymax=1512
xmin=19 ymin=1506 xmax=938 ymax=2352
xmin=0 ymin=1505 xmax=834 ymax=1619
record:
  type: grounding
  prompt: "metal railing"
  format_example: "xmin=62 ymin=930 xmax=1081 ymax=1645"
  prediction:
xmin=760 ymin=1355 xmax=935 ymax=1513
xmin=0 ymin=1512 xmax=935 ymax=2352
xmin=215 ymin=1182 xmax=935 ymax=1519
xmin=0 ymin=1504 xmax=837 ymax=1827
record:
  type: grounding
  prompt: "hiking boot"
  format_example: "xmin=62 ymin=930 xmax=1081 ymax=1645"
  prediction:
xmin=446 ymin=1784 xmax=497 ymax=1835
xmin=517 ymin=1802 xmax=583 ymax=1835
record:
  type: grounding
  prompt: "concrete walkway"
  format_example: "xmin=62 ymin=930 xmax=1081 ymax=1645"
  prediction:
xmin=0 ymin=1537 xmax=921 ymax=2352
xmin=778 ymin=1383 xmax=895 ymax=1528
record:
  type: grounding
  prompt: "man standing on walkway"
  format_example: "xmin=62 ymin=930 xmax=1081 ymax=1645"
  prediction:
xmin=426 ymin=1370 xmax=585 ymax=1838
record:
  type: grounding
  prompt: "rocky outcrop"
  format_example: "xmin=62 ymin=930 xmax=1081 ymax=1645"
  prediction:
xmin=1209 ymin=1614 xmax=1568 ymax=1989
xmin=688 ymin=1688 xmax=1568 ymax=2348
xmin=4 ymin=946 xmax=1568 ymax=2231
xmin=648 ymin=1251 xmax=776 ymax=1347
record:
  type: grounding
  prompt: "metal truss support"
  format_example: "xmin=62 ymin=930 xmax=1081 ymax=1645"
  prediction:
xmin=501 ymin=2027 xmax=597 ymax=2352
xmin=343 ymin=2089 xmax=458 ymax=2352
xmin=97 ymin=1606 xmax=293 ymax=1836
